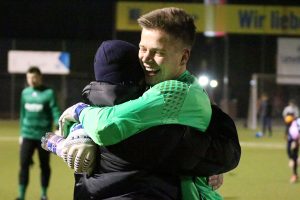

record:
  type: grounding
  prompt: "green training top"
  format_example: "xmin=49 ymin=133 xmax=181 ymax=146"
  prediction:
xmin=79 ymin=70 xmax=212 ymax=146
xmin=20 ymin=86 xmax=61 ymax=140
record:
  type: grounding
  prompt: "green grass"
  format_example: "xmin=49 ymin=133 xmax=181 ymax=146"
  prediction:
xmin=0 ymin=120 xmax=299 ymax=200
xmin=0 ymin=120 xmax=74 ymax=200
xmin=218 ymin=124 xmax=299 ymax=200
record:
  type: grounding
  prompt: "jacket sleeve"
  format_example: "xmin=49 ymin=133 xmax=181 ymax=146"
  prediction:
xmin=19 ymin=90 xmax=25 ymax=134
xmin=79 ymin=80 xmax=211 ymax=146
xmin=49 ymin=89 xmax=61 ymax=128
xmin=176 ymin=104 xmax=241 ymax=176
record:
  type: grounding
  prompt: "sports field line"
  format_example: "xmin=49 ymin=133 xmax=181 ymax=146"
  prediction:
xmin=240 ymin=141 xmax=285 ymax=149
xmin=0 ymin=136 xmax=18 ymax=141
xmin=0 ymin=136 xmax=286 ymax=149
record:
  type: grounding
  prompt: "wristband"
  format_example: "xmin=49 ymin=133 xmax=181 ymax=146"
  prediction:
xmin=74 ymin=103 xmax=89 ymax=121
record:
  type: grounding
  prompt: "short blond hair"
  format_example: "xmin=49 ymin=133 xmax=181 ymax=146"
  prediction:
xmin=137 ymin=7 xmax=196 ymax=48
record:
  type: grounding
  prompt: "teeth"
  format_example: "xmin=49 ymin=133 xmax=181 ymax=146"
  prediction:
xmin=145 ymin=68 xmax=157 ymax=72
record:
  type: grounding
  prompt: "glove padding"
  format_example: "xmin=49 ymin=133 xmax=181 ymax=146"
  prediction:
xmin=41 ymin=132 xmax=66 ymax=156
xmin=61 ymin=124 xmax=97 ymax=175
xmin=58 ymin=102 xmax=89 ymax=137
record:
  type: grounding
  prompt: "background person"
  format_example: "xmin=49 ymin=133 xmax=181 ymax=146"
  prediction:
xmin=282 ymin=99 xmax=299 ymax=138
xmin=286 ymin=117 xmax=300 ymax=183
xmin=17 ymin=66 xmax=61 ymax=200
xmin=258 ymin=94 xmax=273 ymax=136
xmin=282 ymin=99 xmax=299 ymax=119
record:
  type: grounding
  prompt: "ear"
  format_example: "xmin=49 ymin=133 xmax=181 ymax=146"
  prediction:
xmin=180 ymin=48 xmax=190 ymax=66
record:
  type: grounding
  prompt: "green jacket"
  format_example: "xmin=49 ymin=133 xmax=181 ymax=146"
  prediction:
xmin=79 ymin=71 xmax=212 ymax=146
xmin=20 ymin=85 xmax=61 ymax=140
xmin=181 ymin=176 xmax=223 ymax=200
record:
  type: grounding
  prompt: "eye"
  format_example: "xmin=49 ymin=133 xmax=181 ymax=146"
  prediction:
xmin=139 ymin=46 xmax=147 ymax=53
xmin=155 ymin=50 xmax=165 ymax=56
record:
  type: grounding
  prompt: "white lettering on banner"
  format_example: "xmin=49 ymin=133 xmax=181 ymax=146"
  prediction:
xmin=25 ymin=103 xmax=43 ymax=112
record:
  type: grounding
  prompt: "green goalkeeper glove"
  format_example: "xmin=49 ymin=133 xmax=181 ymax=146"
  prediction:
xmin=62 ymin=123 xmax=97 ymax=175
xmin=42 ymin=123 xmax=97 ymax=175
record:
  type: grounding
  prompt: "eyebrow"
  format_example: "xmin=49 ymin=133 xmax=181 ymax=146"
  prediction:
xmin=139 ymin=45 xmax=165 ymax=52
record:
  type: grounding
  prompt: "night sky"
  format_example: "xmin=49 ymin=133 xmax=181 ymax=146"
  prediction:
xmin=1 ymin=0 xmax=299 ymax=118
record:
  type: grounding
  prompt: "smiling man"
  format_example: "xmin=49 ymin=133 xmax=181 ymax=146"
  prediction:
xmin=139 ymin=29 xmax=188 ymax=85
xmin=59 ymin=7 xmax=240 ymax=200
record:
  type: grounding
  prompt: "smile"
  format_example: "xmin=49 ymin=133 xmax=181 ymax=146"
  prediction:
xmin=145 ymin=68 xmax=159 ymax=76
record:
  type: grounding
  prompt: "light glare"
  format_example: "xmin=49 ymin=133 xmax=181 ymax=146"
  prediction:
xmin=198 ymin=75 xmax=209 ymax=87
xmin=210 ymin=80 xmax=218 ymax=88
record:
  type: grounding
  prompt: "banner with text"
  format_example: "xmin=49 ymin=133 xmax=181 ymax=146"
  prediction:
xmin=8 ymin=50 xmax=70 ymax=74
xmin=116 ymin=2 xmax=300 ymax=35
xmin=116 ymin=2 xmax=205 ymax=32
xmin=276 ymin=38 xmax=300 ymax=85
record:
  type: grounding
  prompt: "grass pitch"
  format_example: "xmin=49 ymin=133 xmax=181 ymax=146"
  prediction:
xmin=0 ymin=120 xmax=299 ymax=200
xmin=0 ymin=120 xmax=74 ymax=200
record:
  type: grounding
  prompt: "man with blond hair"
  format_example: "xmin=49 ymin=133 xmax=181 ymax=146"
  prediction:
xmin=58 ymin=7 xmax=240 ymax=200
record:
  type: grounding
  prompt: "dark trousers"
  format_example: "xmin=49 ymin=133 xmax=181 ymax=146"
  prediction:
xmin=262 ymin=116 xmax=272 ymax=136
xmin=19 ymin=138 xmax=51 ymax=187
xmin=287 ymin=138 xmax=299 ymax=175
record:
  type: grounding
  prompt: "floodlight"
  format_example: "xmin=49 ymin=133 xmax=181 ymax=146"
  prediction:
xmin=210 ymin=80 xmax=218 ymax=88
xmin=198 ymin=75 xmax=209 ymax=87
